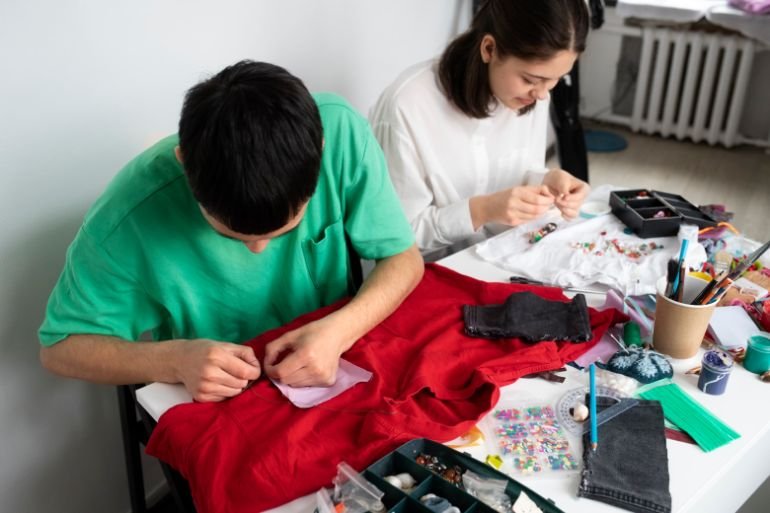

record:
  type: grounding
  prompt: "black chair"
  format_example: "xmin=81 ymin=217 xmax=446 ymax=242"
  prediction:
xmin=118 ymin=384 xmax=196 ymax=513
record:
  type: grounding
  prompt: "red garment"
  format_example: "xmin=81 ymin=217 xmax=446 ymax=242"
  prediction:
xmin=147 ymin=264 xmax=624 ymax=512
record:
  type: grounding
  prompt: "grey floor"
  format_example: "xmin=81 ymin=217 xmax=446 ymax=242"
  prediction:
xmin=561 ymin=123 xmax=770 ymax=513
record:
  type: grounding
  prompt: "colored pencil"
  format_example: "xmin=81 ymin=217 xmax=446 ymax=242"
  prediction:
xmin=589 ymin=363 xmax=598 ymax=451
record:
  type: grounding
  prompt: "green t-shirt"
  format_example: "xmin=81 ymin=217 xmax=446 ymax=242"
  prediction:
xmin=39 ymin=93 xmax=414 ymax=346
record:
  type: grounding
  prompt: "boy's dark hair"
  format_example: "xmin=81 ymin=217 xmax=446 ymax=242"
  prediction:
xmin=438 ymin=0 xmax=589 ymax=118
xmin=179 ymin=60 xmax=323 ymax=235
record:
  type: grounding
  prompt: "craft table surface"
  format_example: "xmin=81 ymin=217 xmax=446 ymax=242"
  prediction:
xmin=137 ymin=239 xmax=770 ymax=513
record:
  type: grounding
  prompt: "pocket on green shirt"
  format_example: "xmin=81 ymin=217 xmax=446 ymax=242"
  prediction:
xmin=301 ymin=219 xmax=349 ymax=299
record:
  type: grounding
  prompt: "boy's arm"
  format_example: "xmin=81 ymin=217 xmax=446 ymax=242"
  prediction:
xmin=263 ymin=244 xmax=423 ymax=387
xmin=40 ymin=334 xmax=261 ymax=402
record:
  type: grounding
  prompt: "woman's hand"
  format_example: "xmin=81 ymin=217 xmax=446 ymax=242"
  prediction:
xmin=542 ymin=169 xmax=590 ymax=219
xmin=470 ymin=184 xmax=554 ymax=229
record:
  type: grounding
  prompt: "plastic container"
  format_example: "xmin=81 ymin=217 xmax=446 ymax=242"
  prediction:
xmin=744 ymin=333 xmax=770 ymax=374
xmin=365 ymin=438 xmax=566 ymax=513
xmin=609 ymin=189 xmax=717 ymax=238
xmin=697 ymin=350 xmax=734 ymax=395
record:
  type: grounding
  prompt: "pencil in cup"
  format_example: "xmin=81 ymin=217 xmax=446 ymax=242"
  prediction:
xmin=691 ymin=276 xmax=720 ymax=305
xmin=676 ymin=264 xmax=686 ymax=302
xmin=706 ymin=278 xmax=733 ymax=305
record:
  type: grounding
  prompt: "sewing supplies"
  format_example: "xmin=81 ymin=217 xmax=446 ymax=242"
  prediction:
xmin=508 ymin=276 xmax=604 ymax=295
xmin=589 ymin=364 xmax=598 ymax=450
xmin=610 ymin=189 xmax=717 ymax=238
xmin=368 ymin=439 xmax=561 ymax=512
xmin=623 ymin=321 xmax=643 ymax=347
xmin=484 ymin=403 xmax=578 ymax=474
xmin=637 ymin=380 xmax=740 ymax=452
xmin=528 ymin=222 xmax=557 ymax=243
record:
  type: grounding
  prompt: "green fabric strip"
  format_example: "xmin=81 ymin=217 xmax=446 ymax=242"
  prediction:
xmin=637 ymin=380 xmax=740 ymax=452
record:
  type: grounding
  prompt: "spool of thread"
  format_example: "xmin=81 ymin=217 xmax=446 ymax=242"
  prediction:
xmin=623 ymin=321 xmax=643 ymax=347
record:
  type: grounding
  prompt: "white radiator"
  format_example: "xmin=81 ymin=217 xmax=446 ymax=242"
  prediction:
xmin=630 ymin=26 xmax=756 ymax=148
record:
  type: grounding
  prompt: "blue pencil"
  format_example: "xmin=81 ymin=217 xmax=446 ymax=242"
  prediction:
xmin=589 ymin=363 xmax=598 ymax=451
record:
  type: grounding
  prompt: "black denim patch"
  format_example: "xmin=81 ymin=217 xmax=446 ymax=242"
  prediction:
xmin=463 ymin=292 xmax=592 ymax=342
xmin=578 ymin=397 xmax=671 ymax=513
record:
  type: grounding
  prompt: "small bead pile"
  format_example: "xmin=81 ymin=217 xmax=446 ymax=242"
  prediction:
xmin=570 ymin=237 xmax=665 ymax=260
xmin=415 ymin=453 xmax=464 ymax=487
xmin=547 ymin=453 xmax=579 ymax=471
xmin=512 ymin=456 xmax=542 ymax=474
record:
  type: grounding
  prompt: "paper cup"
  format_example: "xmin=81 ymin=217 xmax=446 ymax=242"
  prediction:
xmin=653 ymin=275 xmax=715 ymax=359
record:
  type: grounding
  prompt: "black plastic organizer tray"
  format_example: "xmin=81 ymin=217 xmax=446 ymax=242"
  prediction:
xmin=363 ymin=438 xmax=564 ymax=513
xmin=609 ymin=189 xmax=717 ymax=238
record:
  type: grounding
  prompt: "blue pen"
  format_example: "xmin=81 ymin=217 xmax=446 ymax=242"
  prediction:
xmin=670 ymin=239 xmax=690 ymax=299
xmin=589 ymin=363 xmax=598 ymax=451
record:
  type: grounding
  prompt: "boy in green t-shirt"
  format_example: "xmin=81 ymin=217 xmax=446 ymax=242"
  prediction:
xmin=39 ymin=60 xmax=423 ymax=402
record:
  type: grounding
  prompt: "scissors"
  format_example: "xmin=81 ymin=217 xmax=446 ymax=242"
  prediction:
xmin=509 ymin=276 xmax=606 ymax=295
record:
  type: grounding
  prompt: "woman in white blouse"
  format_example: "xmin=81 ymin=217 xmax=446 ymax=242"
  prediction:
xmin=371 ymin=0 xmax=592 ymax=261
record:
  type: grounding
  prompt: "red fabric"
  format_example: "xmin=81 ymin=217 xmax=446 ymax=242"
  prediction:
xmin=146 ymin=264 xmax=624 ymax=512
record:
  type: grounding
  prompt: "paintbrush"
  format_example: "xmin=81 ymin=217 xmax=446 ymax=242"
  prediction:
xmin=664 ymin=259 xmax=678 ymax=299
xmin=691 ymin=272 xmax=726 ymax=305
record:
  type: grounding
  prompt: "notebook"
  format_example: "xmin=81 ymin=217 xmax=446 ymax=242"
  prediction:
xmin=707 ymin=305 xmax=760 ymax=349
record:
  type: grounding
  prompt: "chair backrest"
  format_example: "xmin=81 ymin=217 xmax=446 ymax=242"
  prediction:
xmin=117 ymin=384 xmax=196 ymax=513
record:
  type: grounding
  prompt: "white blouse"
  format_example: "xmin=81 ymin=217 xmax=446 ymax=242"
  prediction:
xmin=370 ymin=60 xmax=550 ymax=261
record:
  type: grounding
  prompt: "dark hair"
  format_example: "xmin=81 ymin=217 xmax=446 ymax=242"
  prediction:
xmin=178 ymin=60 xmax=323 ymax=235
xmin=438 ymin=0 xmax=589 ymax=118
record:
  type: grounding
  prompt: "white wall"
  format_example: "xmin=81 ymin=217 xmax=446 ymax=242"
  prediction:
xmin=0 ymin=1 xmax=471 ymax=512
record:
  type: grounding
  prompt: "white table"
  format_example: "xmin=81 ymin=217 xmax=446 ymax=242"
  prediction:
xmin=138 ymin=244 xmax=770 ymax=513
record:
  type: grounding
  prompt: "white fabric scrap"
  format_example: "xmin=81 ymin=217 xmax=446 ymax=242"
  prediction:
xmin=475 ymin=207 xmax=678 ymax=296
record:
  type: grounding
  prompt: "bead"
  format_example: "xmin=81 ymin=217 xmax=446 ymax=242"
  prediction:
xmin=570 ymin=403 xmax=589 ymax=422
